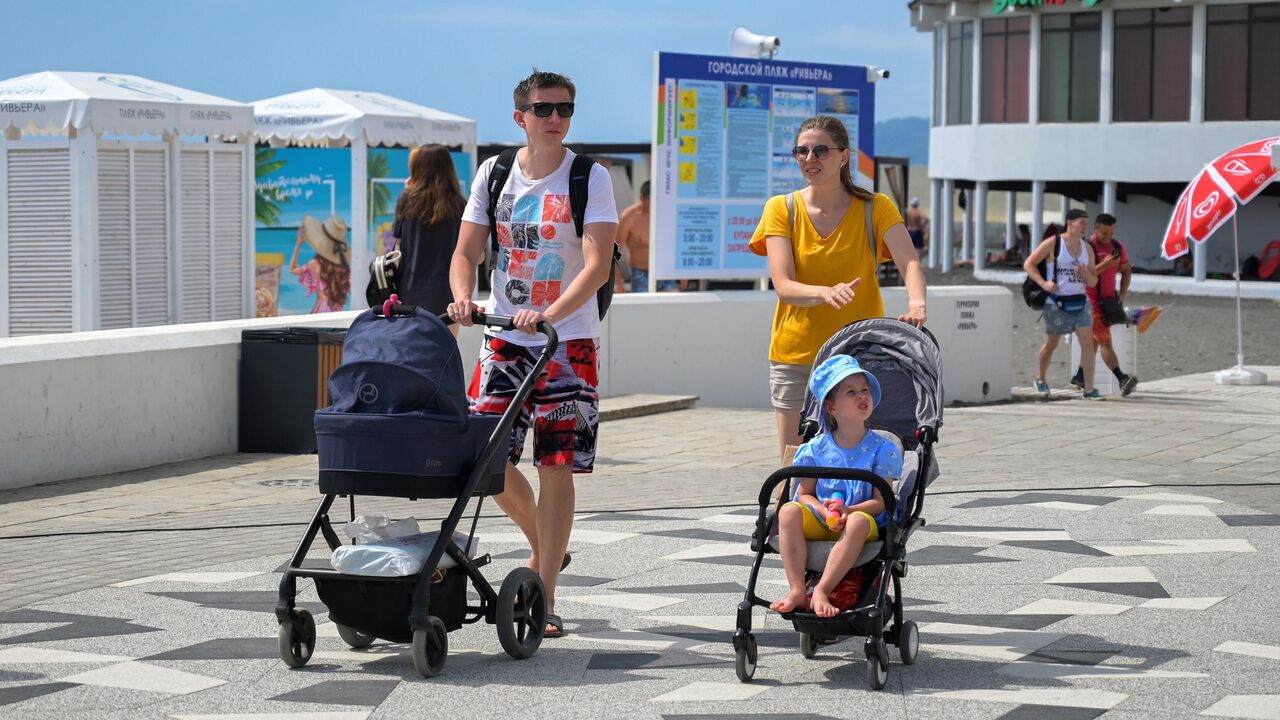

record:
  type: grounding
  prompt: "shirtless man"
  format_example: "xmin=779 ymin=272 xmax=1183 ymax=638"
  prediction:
xmin=616 ymin=182 xmax=677 ymax=292
xmin=905 ymin=197 xmax=929 ymax=253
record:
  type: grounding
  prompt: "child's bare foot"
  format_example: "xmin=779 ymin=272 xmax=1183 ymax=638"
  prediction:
xmin=811 ymin=590 xmax=839 ymax=618
xmin=769 ymin=590 xmax=809 ymax=613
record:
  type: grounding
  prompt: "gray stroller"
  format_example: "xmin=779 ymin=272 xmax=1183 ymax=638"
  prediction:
xmin=736 ymin=317 xmax=943 ymax=689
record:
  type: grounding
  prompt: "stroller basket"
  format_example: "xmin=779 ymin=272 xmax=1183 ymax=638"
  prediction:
xmin=315 ymin=412 xmax=506 ymax=498
xmin=316 ymin=568 xmax=468 ymax=642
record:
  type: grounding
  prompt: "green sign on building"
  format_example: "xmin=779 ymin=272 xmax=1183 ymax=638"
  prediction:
xmin=994 ymin=0 xmax=1102 ymax=12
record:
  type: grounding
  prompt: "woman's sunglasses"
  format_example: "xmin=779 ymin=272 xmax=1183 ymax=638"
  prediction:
xmin=792 ymin=144 xmax=844 ymax=160
xmin=520 ymin=102 xmax=576 ymax=118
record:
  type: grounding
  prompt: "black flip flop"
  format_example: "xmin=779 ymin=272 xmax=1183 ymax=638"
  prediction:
xmin=544 ymin=613 xmax=566 ymax=639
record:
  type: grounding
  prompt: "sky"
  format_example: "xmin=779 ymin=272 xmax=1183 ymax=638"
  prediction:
xmin=1 ymin=1 xmax=932 ymax=143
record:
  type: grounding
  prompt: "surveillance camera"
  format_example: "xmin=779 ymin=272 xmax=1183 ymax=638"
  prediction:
xmin=866 ymin=66 xmax=891 ymax=83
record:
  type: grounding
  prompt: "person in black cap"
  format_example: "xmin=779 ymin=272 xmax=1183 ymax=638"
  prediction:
xmin=1023 ymin=207 xmax=1103 ymax=400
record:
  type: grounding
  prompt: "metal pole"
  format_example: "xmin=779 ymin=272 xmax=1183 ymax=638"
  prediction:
xmin=1233 ymin=215 xmax=1244 ymax=371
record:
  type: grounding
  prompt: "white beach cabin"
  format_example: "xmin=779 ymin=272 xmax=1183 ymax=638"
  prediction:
xmin=252 ymin=88 xmax=477 ymax=305
xmin=0 ymin=71 xmax=255 ymax=336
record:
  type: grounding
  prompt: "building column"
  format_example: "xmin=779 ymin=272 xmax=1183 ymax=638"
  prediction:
xmin=1100 ymin=5 xmax=1114 ymax=124
xmin=1194 ymin=239 xmax=1207 ymax=282
xmin=961 ymin=190 xmax=973 ymax=262
xmin=941 ymin=178 xmax=955 ymax=272
xmin=974 ymin=181 xmax=989 ymax=272
xmin=1190 ymin=3 xmax=1207 ymax=123
xmin=929 ymin=178 xmax=942 ymax=269
xmin=1005 ymin=191 xmax=1017 ymax=249
xmin=971 ymin=14 xmax=982 ymax=128
xmin=1061 ymin=194 xmax=1071 ymax=225
xmin=1031 ymin=180 xmax=1045 ymax=251
xmin=1103 ymin=180 xmax=1118 ymax=215
xmin=1028 ymin=13 xmax=1041 ymax=125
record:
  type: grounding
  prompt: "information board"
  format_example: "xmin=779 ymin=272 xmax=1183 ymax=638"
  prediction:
xmin=651 ymin=52 xmax=877 ymax=281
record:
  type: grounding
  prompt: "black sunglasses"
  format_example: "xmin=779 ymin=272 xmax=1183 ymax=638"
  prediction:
xmin=520 ymin=102 xmax=575 ymax=118
xmin=792 ymin=144 xmax=844 ymax=160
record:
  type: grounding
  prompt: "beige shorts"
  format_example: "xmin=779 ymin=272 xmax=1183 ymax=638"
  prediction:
xmin=769 ymin=361 xmax=811 ymax=411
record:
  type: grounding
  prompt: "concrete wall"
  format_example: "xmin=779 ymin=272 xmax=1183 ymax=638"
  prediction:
xmin=929 ymin=122 xmax=1279 ymax=186
xmin=0 ymin=286 xmax=1011 ymax=490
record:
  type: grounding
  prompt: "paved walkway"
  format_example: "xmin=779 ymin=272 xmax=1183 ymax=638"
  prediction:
xmin=2 ymin=369 xmax=1279 ymax=719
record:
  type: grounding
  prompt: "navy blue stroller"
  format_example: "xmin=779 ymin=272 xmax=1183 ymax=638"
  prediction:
xmin=276 ymin=305 xmax=554 ymax=678
xmin=735 ymin=317 xmax=943 ymax=689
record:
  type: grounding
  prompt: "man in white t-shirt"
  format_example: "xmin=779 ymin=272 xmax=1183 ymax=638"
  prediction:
xmin=448 ymin=70 xmax=618 ymax=639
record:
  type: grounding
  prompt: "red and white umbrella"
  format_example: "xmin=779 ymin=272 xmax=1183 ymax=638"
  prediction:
xmin=1160 ymin=136 xmax=1278 ymax=385
xmin=1161 ymin=136 xmax=1279 ymax=260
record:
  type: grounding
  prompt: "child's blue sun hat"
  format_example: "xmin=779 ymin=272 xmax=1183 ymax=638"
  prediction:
xmin=809 ymin=355 xmax=881 ymax=431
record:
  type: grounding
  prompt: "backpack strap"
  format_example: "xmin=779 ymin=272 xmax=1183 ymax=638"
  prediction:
xmin=486 ymin=147 xmax=520 ymax=253
xmin=568 ymin=153 xmax=594 ymax=237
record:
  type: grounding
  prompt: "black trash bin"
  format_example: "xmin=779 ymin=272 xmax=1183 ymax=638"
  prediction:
xmin=239 ymin=327 xmax=347 ymax=453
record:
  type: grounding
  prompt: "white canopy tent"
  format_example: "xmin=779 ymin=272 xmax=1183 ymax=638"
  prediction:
xmin=0 ymin=71 xmax=255 ymax=336
xmin=252 ymin=88 xmax=478 ymax=303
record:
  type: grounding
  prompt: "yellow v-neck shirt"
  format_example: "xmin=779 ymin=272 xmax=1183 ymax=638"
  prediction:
xmin=750 ymin=192 xmax=902 ymax=365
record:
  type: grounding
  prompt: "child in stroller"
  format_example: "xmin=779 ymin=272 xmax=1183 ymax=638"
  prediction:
xmin=735 ymin=317 xmax=942 ymax=690
xmin=769 ymin=355 xmax=902 ymax=618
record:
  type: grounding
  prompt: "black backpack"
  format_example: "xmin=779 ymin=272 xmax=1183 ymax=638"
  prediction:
xmin=1021 ymin=236 xmax=1060 ymax=310
xmin=365 ymin=250 xmax=401 ymax=308
xmin=484 ymin=148 xmax=622 ymax=320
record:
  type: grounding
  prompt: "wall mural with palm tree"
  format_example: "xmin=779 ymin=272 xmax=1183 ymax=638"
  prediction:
xmin=253 ymin=147 xmax=352 ymax=317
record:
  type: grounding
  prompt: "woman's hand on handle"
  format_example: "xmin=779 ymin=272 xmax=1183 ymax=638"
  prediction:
xmin=446 ymin=297 xmax=482 ymax=327
xmin=819 ymin=277 xmax=862 ymax=310
xmin=899 ymin=299 xmax=927 ymax=328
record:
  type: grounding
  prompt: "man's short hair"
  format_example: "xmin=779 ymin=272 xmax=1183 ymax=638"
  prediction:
xmin=1095 ymin=212 xmax=1117 ymax=226
xmin=1066 ymin=208 xmax=1089 ymax=222
xmin=513 ymin=69 xmax=576 ymax=108
xmin=640 ymin=180 xmax=650 ymax=199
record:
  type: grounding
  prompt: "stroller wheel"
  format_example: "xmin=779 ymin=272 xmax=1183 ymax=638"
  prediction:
xmin=335 ymin=622 xmax=375 ymax=649
xmin=865 ymin=638 xmax=889 ymax=691
xmin=898 ymin=620 xmax=919 ymax=665
xmin=799 ymin=632 xmax=819 ymax=659
xmin=277 ymin=609 xmax=316 ymax=668
xmin=412 ymin=616 xmax=448 ymax=678
xmin=734 ymin=633 xmax=758 ymax=683
xmin=496 ymin=567 xmax=547 ymax=660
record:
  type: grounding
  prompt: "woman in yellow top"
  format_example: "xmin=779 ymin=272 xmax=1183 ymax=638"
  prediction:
xmin=750 ymin=116 xmax=928 ymax=458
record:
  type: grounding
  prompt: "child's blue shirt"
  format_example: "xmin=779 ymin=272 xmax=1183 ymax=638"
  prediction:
xmin=791 ymin=430 xmax=903 ymax=527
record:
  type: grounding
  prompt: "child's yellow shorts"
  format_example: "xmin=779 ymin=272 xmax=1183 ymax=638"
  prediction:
xmin=786 ymin=502 xmax=879 ymax=543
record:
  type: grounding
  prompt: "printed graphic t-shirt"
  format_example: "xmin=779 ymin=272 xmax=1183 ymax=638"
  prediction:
xmin=791 ymin=430 xmax=902 ymax=527
xmin=462 ymin=149 xmax=618 ymax=345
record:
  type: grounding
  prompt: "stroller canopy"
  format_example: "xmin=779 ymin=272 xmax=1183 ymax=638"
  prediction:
xmin=802 ymin=318 xmax=944 ymax=450
xmin=327 ymin=308 xmax=467 ymax=417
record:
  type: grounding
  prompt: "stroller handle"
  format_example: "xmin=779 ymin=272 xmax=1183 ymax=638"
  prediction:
xmin=438 ymin=310 xmax=558 ymax=350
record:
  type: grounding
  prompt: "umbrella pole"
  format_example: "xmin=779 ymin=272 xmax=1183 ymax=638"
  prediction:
xmin=1215 ymin=214 xmax=1267 ymax=385
xmin=1233 ymin=214 xmax=1244 ymax=372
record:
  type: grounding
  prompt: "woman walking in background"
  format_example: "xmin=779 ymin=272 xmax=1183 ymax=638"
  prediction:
xmin=750 ymin=115 xmax=928 ymax=460
xmin=395 ymin=144 xmax=466 ymax=333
